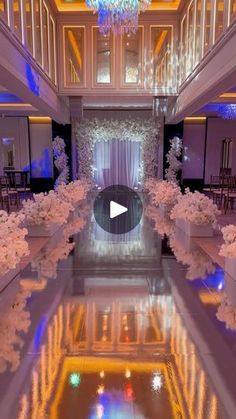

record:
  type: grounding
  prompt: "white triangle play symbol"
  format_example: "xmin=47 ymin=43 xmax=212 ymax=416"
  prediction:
xmin=110 ymin=201 xmax=128 ymax=219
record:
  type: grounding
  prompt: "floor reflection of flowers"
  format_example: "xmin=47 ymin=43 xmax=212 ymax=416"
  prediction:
xmin=0 ymin=289 xmax=31 ymax=373
xmin=169 ymin=236 xmax=216 ymax=280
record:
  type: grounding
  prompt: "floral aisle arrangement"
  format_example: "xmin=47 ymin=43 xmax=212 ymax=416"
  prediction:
xmin=219 ymin=225 xmax=236 ymax=278
xmin=22 ymin=191 xmax=73 ymax=237
xmin=170 ymin=190 xmax=220 ymax=237
xmin=165 ymin=136 xmax=183 ymax=184
xmin=0 ymin=211 xmax=29 ymax=277
xmin=216 ymin=294 xmax=236 ymax=331
xmin=53 ymin=136 xmax=69 ymax=187
xmin=22 ymin=191 xmax=72 ymax=227
xmin=0 ymin=288 xmax=31 ymax=372
xmin=56 ymin=180 xmax=88 ymax=208
xmin=152 ymin=181 xmax=181 ymax=215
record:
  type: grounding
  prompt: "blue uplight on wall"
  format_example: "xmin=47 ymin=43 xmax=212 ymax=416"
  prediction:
xmin=218 ymin=104 xmax=236 ymax=120
xmin=26 ymin=63 xmax=40 ymax=96
xmin=0 ymin=92 xmax=23 ymax=103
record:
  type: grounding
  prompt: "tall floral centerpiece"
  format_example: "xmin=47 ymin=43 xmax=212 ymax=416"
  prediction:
xmin=53 ymin=136 xmax=69 ymax=187
xmin=0 ymin=211 xmax=29 ymax=278
xmin=170 ymin=190 xmax=220 ymax=237
xmin=165 ymin=136 xmax=183 ymax=184
xmin=22 ymin=191 xmax=72 ymax=237
xmin=152 ymin=181 xmax=181 ymax=216
xmin=220 ymin=225 xmax=236 ymax=279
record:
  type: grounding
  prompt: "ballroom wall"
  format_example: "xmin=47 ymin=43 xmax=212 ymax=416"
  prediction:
xmin=182 ymin=117 xmax=236 ymax=186
xmin=29 ymin=119 xmax=53 ymax=179
xmin=0 ymin=116 xmax=29 ymax=174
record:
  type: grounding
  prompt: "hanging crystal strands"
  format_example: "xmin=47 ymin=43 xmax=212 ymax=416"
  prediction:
xmin=86 ymin=0 xmax=151 ymax=35
xmin=219 ymin=104 xmax=236 ymax=120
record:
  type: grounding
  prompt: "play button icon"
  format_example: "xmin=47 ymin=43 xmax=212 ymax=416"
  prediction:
xmin=93 ymin=185 xmax=143 ymax=234
xmin=110 ymin=201 xmax=128 ymax=219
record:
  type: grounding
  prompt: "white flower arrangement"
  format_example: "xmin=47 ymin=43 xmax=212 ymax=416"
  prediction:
xmin=170 ymin=190 xmax=220 ymax=226
xmin=0 ymin=211 xmax=29 ymax=276
xmin=165 ymin=136 xmax=183 ymax=184
xmin=152 ymin=181 xmax=181 ymax=206
xmin=0 ymin=289 xmax=31 ymax=372
xmin=219 ymin=225 xmax=236 ymax=258
xmin=53 ymin=136 xmax=69 ymax=187
xmin=216 ymin=294 xmax=236 ymax=331
xmin=56 ymin=180 xmax=87 ymax=208
xmin=22 ymin=190 xmax=72 ymax=226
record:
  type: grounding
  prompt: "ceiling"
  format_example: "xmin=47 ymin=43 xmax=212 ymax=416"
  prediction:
xmin=53 ymin=0 xmax=182 ymax=12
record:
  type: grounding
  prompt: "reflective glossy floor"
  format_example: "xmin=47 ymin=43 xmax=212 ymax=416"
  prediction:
xmin=0 ymin=198 xmax=236 ymax=418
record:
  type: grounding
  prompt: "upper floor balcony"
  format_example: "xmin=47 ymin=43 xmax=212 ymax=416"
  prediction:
xmin=0 ymin=0 xmax=236 ymax=117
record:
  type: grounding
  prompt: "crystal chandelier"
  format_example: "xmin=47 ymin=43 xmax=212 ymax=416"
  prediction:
xmin=86 ymin=0 xmax=151 ymax=35
xmin=219 ymin=104 xmax=236 ymax=120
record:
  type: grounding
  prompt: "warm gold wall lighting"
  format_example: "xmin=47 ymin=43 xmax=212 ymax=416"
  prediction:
xmin=184 ymin=117 xmax=207 ymax=123
xmin=29 ymin=116 xmax=52 ymax=124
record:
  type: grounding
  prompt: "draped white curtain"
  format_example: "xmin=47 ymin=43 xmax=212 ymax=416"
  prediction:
xmin=94 ymin=139 xmax=141 ymax=189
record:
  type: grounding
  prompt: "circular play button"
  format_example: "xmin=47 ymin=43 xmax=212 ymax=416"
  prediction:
xmin=93 ymin=185 xmax=143 ymax=234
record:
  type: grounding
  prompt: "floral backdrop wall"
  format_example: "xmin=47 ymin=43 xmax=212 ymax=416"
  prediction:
xmin=74 ymin=118 xmax=161 ymax=183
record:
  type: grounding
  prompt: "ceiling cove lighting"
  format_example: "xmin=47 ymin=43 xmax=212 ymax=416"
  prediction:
xmin=85 ymin=0 xmax=151 ymax=35
xmin=219 ymin=104 xmax=236 ymax=120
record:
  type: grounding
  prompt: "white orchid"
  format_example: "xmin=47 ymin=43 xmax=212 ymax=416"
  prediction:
xmin=53 ymin=136 xmax=69 ymax=187
xmin=165 ymin=136 xmax=183 ymax=184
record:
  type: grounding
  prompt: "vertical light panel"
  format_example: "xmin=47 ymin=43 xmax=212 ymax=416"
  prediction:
xmin=122 ymin=26 xmax=143 ymax=86
xmin=92 ymin=27 xmax=113 ymax=85
xmin=34 ymin=0 xmax=42 ymax=66
xmin=42 ymin=1 xmax=49 ymax=74
xmin=63 ymin=26 xmax=85 ymax=86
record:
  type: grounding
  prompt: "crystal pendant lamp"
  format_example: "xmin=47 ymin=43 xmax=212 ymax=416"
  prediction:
xmin=86 ymin=0 xmax=151 ymax=35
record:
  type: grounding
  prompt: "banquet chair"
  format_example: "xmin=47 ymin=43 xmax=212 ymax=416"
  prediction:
xmin=203 ymin=175 xmax=220 ymax=196
xmin=3 ymin=174 xmax=20 ymax=210
xmin=15 ymin=172 xmax=32 ymax=198
xmin=0 ymin=176 xmax=10 ymax=212
xmin=224 ymin=176 xmax=236 ymax=213
xmin=212 ymin=175 xmax=232 ymax=208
